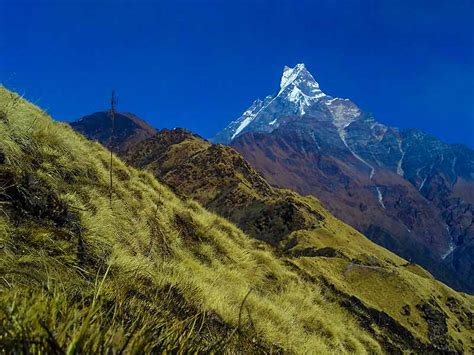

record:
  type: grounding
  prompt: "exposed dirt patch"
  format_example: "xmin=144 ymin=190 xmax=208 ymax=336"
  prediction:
xmin=1 ymin=172 xmax=77 ymax=228
xmin=318 ymin=276 xmax=429 ymax=353
xmin=416 ymin=300 xmax=460 ymax=352
xmin=445 ymin=297 xmax=473 ymax=330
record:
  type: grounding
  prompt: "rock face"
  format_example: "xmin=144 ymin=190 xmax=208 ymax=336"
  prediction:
xmin=70 ymin=111 xmax=157 ymax=153
xmin=213 ymin=64 xmax=474 ymax=293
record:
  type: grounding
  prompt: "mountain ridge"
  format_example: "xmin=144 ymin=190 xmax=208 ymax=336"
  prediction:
xmin=6 ymin=85 xmax=474 ymax=352
xmin=213 ymin=63 xmax=474 ymax=293
xmin=100 ymin=123 xmax=474 ymax=352
xmin=71 ymin=111 xmax=157 ymax=153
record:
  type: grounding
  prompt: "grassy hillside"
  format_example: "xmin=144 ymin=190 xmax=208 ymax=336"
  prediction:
xmin=0 ymin=87 xmax=472 ymax=353
xmin=125 ymin=128 xmax=474 ymax=352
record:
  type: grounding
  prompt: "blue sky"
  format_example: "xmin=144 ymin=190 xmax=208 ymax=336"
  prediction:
xmin=1 ymin=0 xmax=473 ymax=147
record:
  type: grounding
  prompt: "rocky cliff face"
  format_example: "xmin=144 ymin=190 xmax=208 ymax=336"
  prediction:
xmin=214 ymin=64 xmax=474 ymax=293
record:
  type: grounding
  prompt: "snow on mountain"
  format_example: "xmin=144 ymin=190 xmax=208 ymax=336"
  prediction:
xmin=212 ymin=63 xmax=361 ymax=144
xmin=324 ymin=98 xmax=360 ymax=130
xmin=214 ymin=63 xmax=474 ymax=294
xmin=231 ymin=99 xmax=264 ymax=139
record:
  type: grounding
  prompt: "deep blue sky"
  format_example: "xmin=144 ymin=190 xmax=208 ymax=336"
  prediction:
xmin=1 ymin=0 xmax=473 ymax=147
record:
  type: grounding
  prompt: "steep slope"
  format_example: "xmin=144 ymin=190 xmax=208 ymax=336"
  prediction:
xmin=122 ymin=128 xmax=474 ymax=353
xmin=123 ymin=128 xmax=311 ymax=246
xmin=71 ymin=111 xmax=157 ymax=153
xmin=0 ymin=86 xmax=423 ymax=354
xmin=2 ymin=88 xmax=473 ymax=353
xmin=213 ymin=63 xmax=474 ymax=294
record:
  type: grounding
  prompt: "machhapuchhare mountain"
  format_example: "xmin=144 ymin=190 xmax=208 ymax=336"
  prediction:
xmin=0 ymin=77 xmax=473 ymax=354
xmin=3 ymin=0 xmax=473 ymax=352
xmin=213 ymin=63 xmax=474 ymax=295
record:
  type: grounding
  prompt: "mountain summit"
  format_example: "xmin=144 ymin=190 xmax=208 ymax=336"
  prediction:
xmin=279 ymin=63 xmax=325 ymax=99
xmin=211 ymin=63 xmax=360 ymax=143
xmin=70 ymin=111 xmax=157 ymax=153
xmin=214 ymin=64 xmax=474 ymax=294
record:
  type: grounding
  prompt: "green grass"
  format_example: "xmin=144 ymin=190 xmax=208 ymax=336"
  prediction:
xmin=0 ymin=86 xmax=382 ymax=353
xmin=0 ymin=86 xmax=472 ymax=354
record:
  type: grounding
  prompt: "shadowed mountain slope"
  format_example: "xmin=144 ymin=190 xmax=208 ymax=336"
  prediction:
xmin=71 ymin=111 xmax=157 ymax=153
xmin=123 ymin=128 xmax=310 ymax=246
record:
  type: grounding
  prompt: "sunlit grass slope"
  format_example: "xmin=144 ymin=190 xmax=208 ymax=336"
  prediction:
xmin=125 ymin=125 xmax=474 ymax=353
xmin=0 ymin=86 xmax=472 ymax=353
xmin=0 ymin=87 xmax=381 ymax=353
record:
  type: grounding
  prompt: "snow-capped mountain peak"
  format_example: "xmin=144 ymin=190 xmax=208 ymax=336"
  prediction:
xmin=279 ymin=63 xmax=323 ymax=95
xmin=280 ymin=64 xmax=312 ymax=89
xmin=212 ymin=63 xmax=360 ymax=144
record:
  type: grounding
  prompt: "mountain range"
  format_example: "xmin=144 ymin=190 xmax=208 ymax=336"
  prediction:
xmin=3 ymin=85 xmax=473 ymax=352
xmin=212 ymin=64 xmax=474 ymax=294
xmin=3 ymin=60 xmax=472 ymax=352
xmin=68 ymin=102 xmax=474 ymax=351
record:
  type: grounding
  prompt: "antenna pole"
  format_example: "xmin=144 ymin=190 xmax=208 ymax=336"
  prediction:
xmin=109 ymin=90 xmax=117 ymax=205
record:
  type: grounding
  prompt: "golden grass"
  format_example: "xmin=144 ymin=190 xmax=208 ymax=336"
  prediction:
xmin=0 ymin=86 xmax=385 ymax=353
xmin=0 ymin=86 xmax=472 ymax=354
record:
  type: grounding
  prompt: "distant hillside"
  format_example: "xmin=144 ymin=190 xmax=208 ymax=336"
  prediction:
xmin=120 ymin=127 xmax=473 ymax=352
xmin=71 ymin=111 xmax=157 ymax=153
